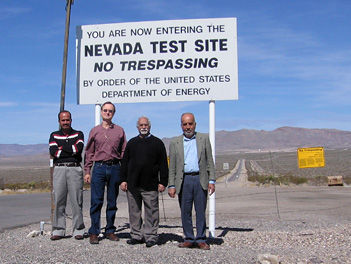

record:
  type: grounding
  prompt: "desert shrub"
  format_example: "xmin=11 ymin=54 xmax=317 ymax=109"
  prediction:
xmin=248 ymin=172 xmax=308 ymax=186
xmin=5 ymin=181 xmax=50 ymax=190
xmin=27 ymin=181 xmax=36 ymax=189
xmin=288 ymin=176 xmax=308 ymax=185
xmin=343 ymin=176 xmax=351 ymax=185
xmin=277 ymin=173 xmax=308 ymax=185
xmin=308 ymin=175 xmax=328 ymax=185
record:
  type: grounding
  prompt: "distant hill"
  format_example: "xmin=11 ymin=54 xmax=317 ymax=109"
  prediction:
xmin=163 ymin=126 xmax=351 ymax=154
xmin=0 ymin=144 xmax=47 ymax=157
xmin=213 ymin=127 xmax=351 ymax=154
xmin=1 ymin=127 xmax=351 ymax=157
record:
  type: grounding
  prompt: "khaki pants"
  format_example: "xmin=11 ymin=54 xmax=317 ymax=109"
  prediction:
xmin=52 ymin=166 xmax=85 ymax=237
xmin=127 ymin=189 xmax=159 ymax=243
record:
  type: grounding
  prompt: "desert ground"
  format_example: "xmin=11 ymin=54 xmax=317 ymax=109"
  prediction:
xmin=1 ymin=150 xmax=351 ymax=263
xmin=1 ymin=149 xmax=351 ymax=187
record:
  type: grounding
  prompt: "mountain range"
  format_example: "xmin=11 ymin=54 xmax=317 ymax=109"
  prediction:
xmin=1 ymin=127 xmax=351 ymax=157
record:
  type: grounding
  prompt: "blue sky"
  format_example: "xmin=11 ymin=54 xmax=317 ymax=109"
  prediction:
xmin=0 ymin=0 xmax=350 ymax=144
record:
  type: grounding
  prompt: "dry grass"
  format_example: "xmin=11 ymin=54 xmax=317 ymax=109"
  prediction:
xmin=0 ymin=188 xmax=50 ymax=196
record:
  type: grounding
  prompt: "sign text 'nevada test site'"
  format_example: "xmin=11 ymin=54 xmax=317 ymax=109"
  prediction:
xmin=76 ymin=18 xmax=238 ymax=104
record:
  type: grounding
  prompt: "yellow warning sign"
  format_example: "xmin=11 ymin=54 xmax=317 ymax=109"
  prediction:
xmin=297 ymin=147 xmax=325 ymax=168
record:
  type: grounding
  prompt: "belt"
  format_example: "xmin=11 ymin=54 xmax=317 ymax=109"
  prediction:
xmin=55 ymin=162 xmax=80 ymax=167
xmin=96 ymin=160 xmax=120 ymax=165
xmin=184 ymin=172 xmax=199 ymax=176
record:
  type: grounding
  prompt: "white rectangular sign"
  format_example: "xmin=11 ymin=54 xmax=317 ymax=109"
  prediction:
xmin=76 ymin=18 xmax=238 ymax=104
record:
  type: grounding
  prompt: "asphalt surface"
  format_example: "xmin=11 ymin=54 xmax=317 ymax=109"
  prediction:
xmin=224 ymin=158 xmax=246 ymax=182
xmin=2 ymin=183 xmax=351 ymax=234
xmin=0 ymin=190 xmax=128 ymax=232
xmin=1 ymin=159 xmax=351 ymax=234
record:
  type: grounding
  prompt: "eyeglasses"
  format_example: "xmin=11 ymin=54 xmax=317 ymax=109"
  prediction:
xmin=102 ymin=109 xmax=113 ymax=113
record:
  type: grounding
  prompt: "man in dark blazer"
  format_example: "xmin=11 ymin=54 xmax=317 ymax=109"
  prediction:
xmin=168 ymin=112 xmax=215 ymax=250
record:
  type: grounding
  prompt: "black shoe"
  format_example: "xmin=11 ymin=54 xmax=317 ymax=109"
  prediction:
xmin=146 ymin=241 xmax=157 ymax=248
xmin=127 ymin=238 xmax=144 ymax=245
xmin=50 ymin=235 xmax=63 ymax=241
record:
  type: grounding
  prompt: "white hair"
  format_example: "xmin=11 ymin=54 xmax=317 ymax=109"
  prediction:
xmin=136 ymin=116 xmax=151 ymax=127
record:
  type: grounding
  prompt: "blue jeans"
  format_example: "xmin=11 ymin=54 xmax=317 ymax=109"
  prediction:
xmin=89 ymin=162 xmax=121 ymax=235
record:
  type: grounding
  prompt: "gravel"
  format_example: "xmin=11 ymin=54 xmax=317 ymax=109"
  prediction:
xmin=1 ymin=216 xmax=350 ymax=264
xmin=1 ymin=183 xmax=351 ymax=264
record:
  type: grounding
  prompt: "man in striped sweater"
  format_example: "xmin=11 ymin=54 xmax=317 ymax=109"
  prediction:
xmin=49 ymin=110 xmax=85 ymax=241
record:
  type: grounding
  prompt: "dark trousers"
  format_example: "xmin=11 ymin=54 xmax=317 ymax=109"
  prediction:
xmin=89 ymin=162 xmax=120 ymax=235
xmin=178 ymin=175 xmax=207 ymax=243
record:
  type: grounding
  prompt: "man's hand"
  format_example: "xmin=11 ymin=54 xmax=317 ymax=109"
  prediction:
xmin=84 ymin=174 xmax=91 ymax=184
xmin=208 ymin=183 xmax=215 ymax=196
xmin=120 ymin=182 xmax=128 ymax=192
xmin=158 ymin=184 xmax=165 ymax=192
xmin=168 ymin=187 xmax=176 ymax=198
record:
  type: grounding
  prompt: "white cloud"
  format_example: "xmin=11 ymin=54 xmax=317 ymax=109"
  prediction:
xmin=0 ymin=101 xmax=17 ymax=107
xmin=0 ymin=7 xmax=31 ymax=17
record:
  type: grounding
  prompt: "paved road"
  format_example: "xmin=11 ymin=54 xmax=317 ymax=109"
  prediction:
xmin=0 ymin=190 xmax=127 ymax=232
xmin=218 ymin=158 xmax=248 ymax=184
xmin=226 ymin=158 xmax=246 ymax=182
xmin=0 ymin=192 xmax=51 ymax=231
xmin=2 ymin=180 xmax=351 ymax=233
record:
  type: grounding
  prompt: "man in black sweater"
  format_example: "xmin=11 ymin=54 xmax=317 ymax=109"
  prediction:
xmin=120 ymin=116 xmax=168 ymax=248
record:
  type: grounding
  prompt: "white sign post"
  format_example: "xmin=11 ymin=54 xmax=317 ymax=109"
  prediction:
xmin=76 ymin=18 xmax=238 ymax=238
xmin=209 ymin=100 xmax=216 ymax=237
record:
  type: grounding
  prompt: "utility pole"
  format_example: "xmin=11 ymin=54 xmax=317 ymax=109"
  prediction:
xmin=60 ymin=0 xmax=74 ymax=111
xmin=51 ymin=0 xmax=74 ymax=223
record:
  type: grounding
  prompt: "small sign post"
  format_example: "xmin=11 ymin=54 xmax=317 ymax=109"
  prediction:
xmin=223 ymin=162 xmax=229 ymax=170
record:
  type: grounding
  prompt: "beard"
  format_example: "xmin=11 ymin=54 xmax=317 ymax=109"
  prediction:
xmin=140 ymin=129 xmax=149 ymax=135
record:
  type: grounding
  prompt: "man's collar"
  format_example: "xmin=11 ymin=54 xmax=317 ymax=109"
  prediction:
xmin=183 ymin=132 xmax=196 ymax=141
xmin=139 ymin=133 xmax=151 ymax=138
xmin=102 ymin=123 xmax=114 ymax=129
